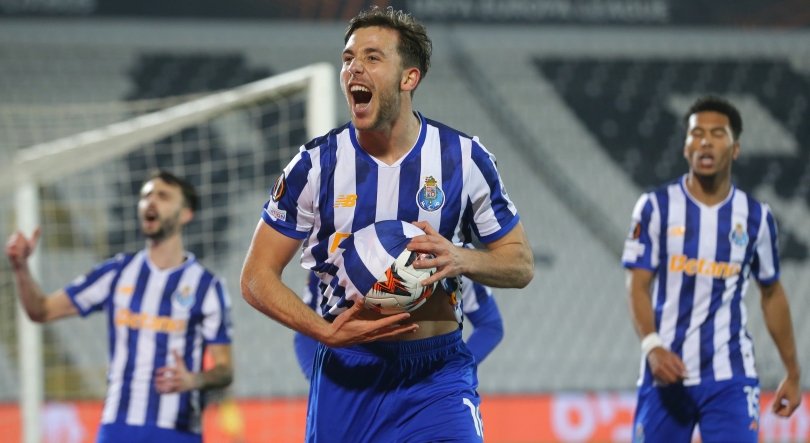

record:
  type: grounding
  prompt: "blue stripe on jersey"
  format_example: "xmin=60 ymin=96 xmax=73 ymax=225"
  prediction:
xmin=145 ymin=268 xmax=185 ymax=425
xmin=459 ymin=202 xmax=475 ymax=245
xmin=637 ymin=198 xmax=656 ymax=270
xmin=312 ymin=136 xmax=339 ymax=269
xmin=351 ymin=150 xmax=377 ymax=231
xmin=106 ymin=254 xmax=136 ymax=361
xmin=470 ymin=141 xmax=515 ymax=243
xmin=653 ymin=188 xmax=670 ymax=330
xmin=671 ymin=198 xmax=701 ymax=358
xmin=699 ymin=200 xmax=733 ymax=381
xmin=176 ymin=271 xmax=213 ymax=432
xmin=439 ymin=129 xmax=463 ymax=239
xmin=397 ymin=156 xmax=422 ymax=223
xmin=116 ymin=260 xmax=151 ymax=421
xmin=374 ymin=221 xmax=407 ymax=258
xmin=337 ymin=235 xmax=379 ymax=297
xmin=728 ymin=196 xmax=762 ymax=377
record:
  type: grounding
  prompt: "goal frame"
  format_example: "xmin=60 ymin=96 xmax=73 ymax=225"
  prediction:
xmin=7 ymin=62 xmax=336 ymax=443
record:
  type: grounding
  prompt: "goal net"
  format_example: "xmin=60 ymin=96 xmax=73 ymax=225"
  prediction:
xmin=0 ymin=63 xmax=335 ymax=443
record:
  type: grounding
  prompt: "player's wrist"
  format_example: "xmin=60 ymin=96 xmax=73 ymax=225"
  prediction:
xmin=192 ymin=372 xmax=204 ymax=391
xmin=641 ymin=332 xmax=664 ymax=357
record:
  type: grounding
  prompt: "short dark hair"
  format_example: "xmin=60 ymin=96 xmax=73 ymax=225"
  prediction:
xmin=147 ymin=170 xmax=199 ymax=212
xmin=345 ymin=6 xmax=432 ymax=92
xmin=684 ymin=95 xmax=743 ymax=141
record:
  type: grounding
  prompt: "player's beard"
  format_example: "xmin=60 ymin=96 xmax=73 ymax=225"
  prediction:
xmin=356 ymin=76 xmax=401 ymax=132
xmin=142 ymin=210 xmax=181 ymax=241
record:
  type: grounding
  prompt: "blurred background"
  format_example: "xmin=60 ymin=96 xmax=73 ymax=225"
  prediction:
xmin=1 ymin=0 xmax=809 ymax=442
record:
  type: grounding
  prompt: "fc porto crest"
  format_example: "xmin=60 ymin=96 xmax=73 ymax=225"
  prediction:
xmin=172 ymin=285 xmax=195 ymax=310
xmin=730 ymin=223 xmax=749 ymax=247
xmin=416 ymin=175 xmax=445 ymax=212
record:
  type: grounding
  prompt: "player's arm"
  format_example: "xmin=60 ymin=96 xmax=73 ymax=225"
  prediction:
xmin=6 ymin=228 xmax=79 ymax=323
xmin=154 ymin=345 xmax=233 ymax=393
xmin=240 ymin=222 xmax=418 ymax=347
xmin=408 ymin=221 xmax=534 ymax=288
xmin=464 ymin=297 xmax=504 ymax=363
xmin=757 ymin=279 xmax=802 ymax=417
xmin=626 ymin=267 xmax=686 ymax=384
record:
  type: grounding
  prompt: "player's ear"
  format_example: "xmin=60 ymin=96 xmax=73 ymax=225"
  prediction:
xmin=180 ymin=207 xmax=194 ymax=225
xmin=732 ymin=140 xmax=740 ymax=160
xmin=400 ymin=67 xmax=420 ymax=93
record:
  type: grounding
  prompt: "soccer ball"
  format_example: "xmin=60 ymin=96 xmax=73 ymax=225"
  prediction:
xmin=364 ymin=250 xmax=438 ymax=315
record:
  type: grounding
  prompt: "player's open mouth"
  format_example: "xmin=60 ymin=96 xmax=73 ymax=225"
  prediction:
xmin=350 ymin=85 xmax=372 ymax=112
xmin=699 ymin=154 xmax=714 ymax=167
xmin=144 ymin=210 xmax=158 ymax=223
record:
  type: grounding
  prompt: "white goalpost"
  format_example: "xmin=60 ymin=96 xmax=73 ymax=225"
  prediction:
xmin=2 ymin=62 xmax=335 ymax=443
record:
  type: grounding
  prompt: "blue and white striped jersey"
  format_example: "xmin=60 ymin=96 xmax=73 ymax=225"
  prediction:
xmin=622 ymin=176 xmax=779 ymax=387
xmin=263 ymin=113 xmax=519 ymax=320
xmin=64 ymin=250 xmax=233 ymax=434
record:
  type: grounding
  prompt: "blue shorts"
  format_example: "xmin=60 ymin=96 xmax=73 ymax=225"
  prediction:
xmin=97 ymin=423 xmax=201 ymax=443
xmin=632 ymin=378 xmax=761 ymax=443
xmin=305 ymin=329 xmax=484 ymax=443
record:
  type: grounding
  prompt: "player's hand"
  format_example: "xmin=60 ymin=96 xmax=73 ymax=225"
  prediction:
xmin=5 ymin=227 xmax=40 ymax=270
xmin=647 ymin=347 xmax=688 ymax=385
xmin=771 ymin=375 xmax=801 ymax=417
xmin=154 ymin=350 xmax=197 ymax=394
xmin=406 ymin=221 xmax=462 ymax=287
xmin=322 ymin=298 xmax=418 ymax=348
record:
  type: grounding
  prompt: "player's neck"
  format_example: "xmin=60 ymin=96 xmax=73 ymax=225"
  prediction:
xmin=356 ymin=108 xmax=421 ymax=165
xmin=145 ymin=234 xmax=187 ymax=270
xmin=685 ymin=171 xmax=732 ymax=206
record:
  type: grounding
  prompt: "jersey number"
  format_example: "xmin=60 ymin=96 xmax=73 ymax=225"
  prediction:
xmin=463 ymin=398 xmax=484 ymax=437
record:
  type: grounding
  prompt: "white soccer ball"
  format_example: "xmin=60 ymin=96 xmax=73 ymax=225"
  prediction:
xmin=364 ymin=250 xmax=438 ymax=315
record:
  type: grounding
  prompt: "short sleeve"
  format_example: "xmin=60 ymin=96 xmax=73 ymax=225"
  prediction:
xmin=63 ymin=255 xmax=122 ymax=317
xmin=622 ymin=193 xmax=660 ymax=271
xmin=467 ymin=139 xmax=520 ymax=244
xmin=201 ymin=278 xmax=233 ymax=344
xmin=751 ymin=204 xmax=780 ymax=285
xmin=262 ymin=148 xmax=317 ymax=240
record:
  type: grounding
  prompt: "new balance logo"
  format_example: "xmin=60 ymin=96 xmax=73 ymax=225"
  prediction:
xmin=334 ymin=194 xmax=357 ymax=208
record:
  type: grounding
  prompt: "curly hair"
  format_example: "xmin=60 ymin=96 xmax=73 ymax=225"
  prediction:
xmin=685 ymin=95 xmax=743 ymax=141
xmin=345 ymin=6 xmax=432 ymax=91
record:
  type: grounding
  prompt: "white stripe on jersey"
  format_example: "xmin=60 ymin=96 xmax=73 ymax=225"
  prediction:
xmin=418 ymin=126 xmax=443 ymax=229
xmin=660 ymin=186 xmax=685 ymax=355
xmin=126 ymin=264 xmax=169 ymax=426
xmin=156 ymin=264 xmax=203 ymax=429
xmin=102 ymin=252 xmax=147 ymax=424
